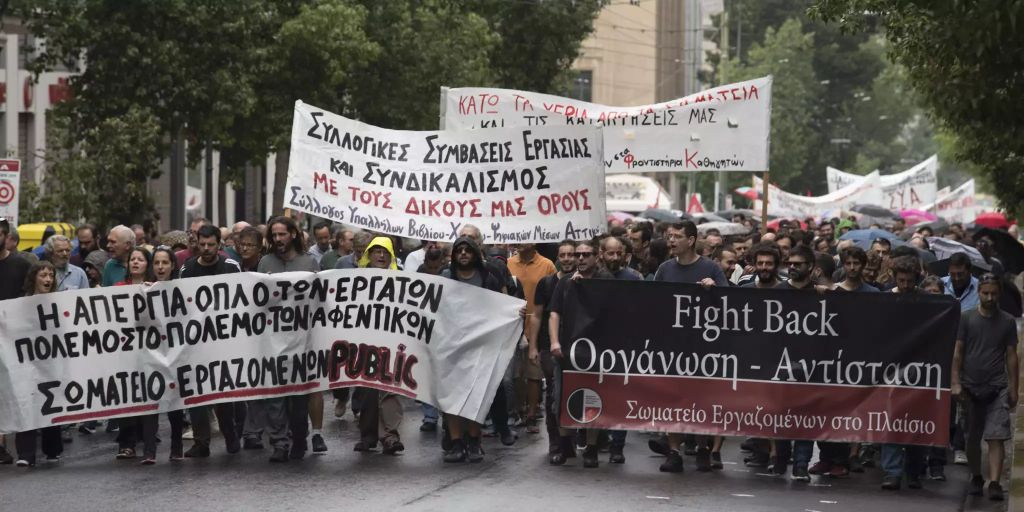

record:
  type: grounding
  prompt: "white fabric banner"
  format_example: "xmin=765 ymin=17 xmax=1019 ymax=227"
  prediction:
xmin=604 ymin=174 xmax=673 ymax=212
xmin=0 ymin=269 xmax=525 ymax=433
xmin=755 ymin=172 xmax=884 ymax=220
xmin=287 ymin=101 xmax=606 ymax=244
xmin=922 ymin=179 xmax=976 ymax=223
xmin=443 ymin=77 xmax=772 ymax=173
xmin=826 ymin=155 xmax=938 ymax=210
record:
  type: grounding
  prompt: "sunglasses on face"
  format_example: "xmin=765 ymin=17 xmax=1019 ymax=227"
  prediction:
xmin=575 ymin=252 xmax=594 ymax=258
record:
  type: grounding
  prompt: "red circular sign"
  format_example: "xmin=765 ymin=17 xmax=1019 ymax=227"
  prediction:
xmin=0 ymin=179 xmax=15 ymax=205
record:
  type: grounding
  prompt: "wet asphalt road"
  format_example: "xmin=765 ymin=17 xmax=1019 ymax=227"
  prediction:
xmin=0 ymin=398 xmax=1008 ymax=512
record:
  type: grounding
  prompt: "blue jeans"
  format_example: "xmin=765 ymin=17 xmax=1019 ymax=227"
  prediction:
xmin=881 ymin=443 xmax=926 ymax=478
xmin=610 ymin=430 xmax=627 ymax=446
xmin=792 ymin=440 xmax=814 ymax=468
xmin=421 ymin=403 xmax=439 ymax=425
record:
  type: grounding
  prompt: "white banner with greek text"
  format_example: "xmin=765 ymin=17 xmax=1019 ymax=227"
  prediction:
xmin=443 ymin=77 xmax=772 ymax=173
xmin=826 ymin=155 xmax=938 ymax=210
xmin=287 ymin=101 xmax=606 ymax=244
xmin=0 ymin=269 xmax=525 ymax=433
xmin=755 ymin=172 xmax=884 ymax=220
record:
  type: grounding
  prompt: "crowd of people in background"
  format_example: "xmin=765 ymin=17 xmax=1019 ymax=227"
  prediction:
xmin=0 ymin=211 xmax=1020 ymax=501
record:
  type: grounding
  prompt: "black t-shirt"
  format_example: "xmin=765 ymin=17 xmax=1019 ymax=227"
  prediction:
xmin=0 ymin=252 xmax=31 ymax=301
xmin=959 ymin=308 xmax=1018 ymax=389
xmin=533 ymin=273 xmax=562 ymax=351
xmin=180 ymin=255 xmax=241 ymax=278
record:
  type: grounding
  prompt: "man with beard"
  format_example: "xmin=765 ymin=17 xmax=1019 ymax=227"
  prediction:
xmin=507 ymin=243 xmax=556 ymax=434
xmin=548 ymin=239 xmax=613 ymax=468
xmin=774 ymin=245 xmax=819 ymax=481
xmin=530 ymin=240 xmax=578 ymax=460
xmin=250 ymin=216 xmax=319 ymax=463
xmin=880 ymin=256 xmax=928 ymax=490
xmin=807 ymin=246 xmax=878 ymax=479
xmin=712 ymin=246 xmax=738 ymax=282
xmin=69 ymin=224 xmax=99 ymax=267
xmin=737 ymin=242 xmax=783 ymax=288
xmin=654 ymin=221 xmax=727 ymax=473
xmin=179 ymin=224 xmax=243 ymax=458
xmin=45 ymin=235 xmax=89 ymax=291
xmin=627 ymin=224 xmax=652 ymax=274
xmin=442 ymin=236 xmax=505 ymax=463
xmin=953 ymin=274 xmax=1018 ymax=501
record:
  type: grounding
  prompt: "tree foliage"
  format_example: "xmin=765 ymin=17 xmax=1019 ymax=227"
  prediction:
xmin=12 ymin=0 xmax=600 ymax=225
xmin=809 ymin=0 xmax=1024 ymax=215
xmin=708 ymin=0 xmax=926 ymax=195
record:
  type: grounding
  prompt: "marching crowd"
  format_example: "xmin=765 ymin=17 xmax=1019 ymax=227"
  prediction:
xmin=0 ymin=212 xmax=1020 ymax=501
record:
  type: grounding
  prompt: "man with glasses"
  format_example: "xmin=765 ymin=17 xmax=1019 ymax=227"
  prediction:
xmin=773 ymin=245 xmax=820 ymax=481
xmin=952 ymin=274 xmax=1018 ymax=501
xmin=234 ymin=227 xmax=264 ymax=273
xmin=547 ymin=239 xmax=612 ymax=468
xmin=653 ymin=221 xmax=728 ymax=473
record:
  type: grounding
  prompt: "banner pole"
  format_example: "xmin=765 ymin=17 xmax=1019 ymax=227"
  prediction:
xmin=761 ymin=171 xmax=769 ymax=235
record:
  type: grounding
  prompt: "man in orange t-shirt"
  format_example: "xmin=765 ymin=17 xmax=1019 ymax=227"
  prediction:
xmin=507 ymin=243 xmax=557 ymax=433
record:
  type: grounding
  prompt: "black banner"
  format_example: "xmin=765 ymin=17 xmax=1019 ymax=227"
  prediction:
xmin=559 ymin=280 xmax=960 ymax=446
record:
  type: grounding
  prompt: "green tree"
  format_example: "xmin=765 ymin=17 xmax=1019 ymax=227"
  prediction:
xmin=810 ymin=0 xmax=1024 ymax=216
xmin=20 ymin=106 xmax=164 ymax=228
xmin=725 ymin=18 xmax=822 ymax=190
xmin=468 ymin=0 xmax=602 ymax=93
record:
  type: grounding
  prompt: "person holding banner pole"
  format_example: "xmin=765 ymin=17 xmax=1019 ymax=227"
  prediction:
xmin=111 ymin=247 xmax=158 ymax=460
xmin=0 ymin=217 xmax=30 ymax=465
xmin=531 ymin=240 xmax=578 ymax=458
xmin=253 ymin=216 xmax=319 ymax=463
xmin=879 ymin=256 xmax=929 ymax=490
xmin=354 ymin=236 xmax=406 ymax=455
xmin=13 ymin=261 xmax=64 ymax=467
xmin=547 ymin=239 xmax=613 ymax=468
xmin=653 ymin=221 xmax=728 ymax=473
xmin=441 ymin=236 xmax=506 ymax=463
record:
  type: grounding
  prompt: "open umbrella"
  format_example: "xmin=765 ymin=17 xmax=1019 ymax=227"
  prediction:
xmin=974 ymin=212 xmax=1010 ymax=229
xmin=697 ymin=221 xmax=751 ymax=237
xmin=926 ymin=237 xmax=991 ymax=270
xmin=691 ymin=212 xmax=729 ymax=224
xmin=973 ymin=227 xmax=1024 ymax=275
xmin=900 ymin=209 xmax=938 ymax=225
xmin=855 ymin=213 xmax=898 ymax=229
xmin=607 ymin=211 xmax=634 ymax=224
xmin=839 ymin=229 xmax=904 ymax=250
xmin=850 ymin=204 xmax=898 ymax=219
xmin=715 ymin=208 xmax=757 ymax=221
xmin=767 ymin=218 xmax=808 ymax=231
xmin=640 ymin=208 xmax=689 ymax=223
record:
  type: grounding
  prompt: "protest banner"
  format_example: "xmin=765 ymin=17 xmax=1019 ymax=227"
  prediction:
xmin=0 ymin=269 xmax=525 ymax=433
xmin=604 ymin=174 xmax=673 ymax=212
xmin=286 ymin=101 xmax=606 ymax=244
xmin=754 ymin=172 xmax=883 ymax=220
xmin=443 ymin=77 xmax=771 ymax=174
xmin=922 ymin=179 xmax=976 ymax=223
xmin=0 ymin=159 xmax=21 ymax=226
xmin=558 ymin=280 xmax=959 ymax=446
xmin=826 ymin=155 xmax=938 ymax=210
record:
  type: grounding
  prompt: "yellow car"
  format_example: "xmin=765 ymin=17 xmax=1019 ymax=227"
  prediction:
xmin=16 ymin=222 xmax=77 ymax=251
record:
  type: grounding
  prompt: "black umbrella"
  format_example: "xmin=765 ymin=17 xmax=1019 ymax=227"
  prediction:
xmin=640 ymin=208 xmax=690 ymax=223
xmin=973 ymin=227 xmax=1024 ymax=275
xmin=850 ymin=204 xmax=898 ymax=219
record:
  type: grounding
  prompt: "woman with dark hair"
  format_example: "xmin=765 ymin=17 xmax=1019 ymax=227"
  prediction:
xmin=135 ymin=246 xmax=185 ymax=464
xmin=116 ymin=247 xmax=156 ymax=286
xmin=151 ymin=246 xmax=180 ymax=282
xmin=112 ymin=247 xmax=155 ymax=460
xmin=14 ymin=261 xmax=63 ymax=467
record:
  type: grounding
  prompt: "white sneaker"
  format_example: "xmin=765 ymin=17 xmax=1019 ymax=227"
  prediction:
xmin=15 ymin=459 xmax=31 ymax=467
xmin=182 ymin=428 xmax=194 ymax=441
xmin=954 ymin=450 xmax=968 ymax=465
